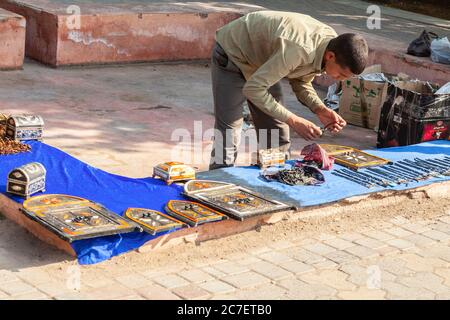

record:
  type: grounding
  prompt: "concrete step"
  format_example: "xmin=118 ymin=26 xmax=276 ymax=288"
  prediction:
xmin=0 ymin=8 xmax=25 ymax=70
xmin=0 ymin=0 xmax=260 ymax=67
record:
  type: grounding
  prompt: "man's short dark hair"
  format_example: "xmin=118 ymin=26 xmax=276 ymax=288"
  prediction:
xmin=327 ymin=33 xmax=369 ymax=74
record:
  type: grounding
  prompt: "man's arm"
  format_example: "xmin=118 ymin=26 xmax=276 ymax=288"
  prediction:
xmin=242 ymin=39 xmax=307 ymax=122
xmin=288 ymin=75 xmax=325 ymax=113
xmin=242 ymin=39 xmax=324 ymax=140
xmin=289 ymin=75 xmax=347 ymax=133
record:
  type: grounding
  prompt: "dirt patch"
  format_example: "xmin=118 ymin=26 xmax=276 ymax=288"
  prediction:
xmin=369 ymin=0 xmax=450 ymax=21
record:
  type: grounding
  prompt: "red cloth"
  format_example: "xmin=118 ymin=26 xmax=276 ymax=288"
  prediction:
xmin=300 ymin=143 xmax=334 ymax=170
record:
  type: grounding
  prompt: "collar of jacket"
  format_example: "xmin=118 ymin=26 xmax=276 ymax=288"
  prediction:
xmin=313 ymin=37 xmax=334 ymax=73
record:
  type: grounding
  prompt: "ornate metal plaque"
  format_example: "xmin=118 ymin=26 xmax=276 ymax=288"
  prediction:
xmin=183 ymin=180 xmax=295 ymax=221
xmin=319 ymin=144 xmax=355 ymax=156
xmin=319 ymin=144 xmax=390 ymax=170
xmin=184 ymin=180 xmax=230 ymax=193
xmin=124 ymin=208 xmax=185 ymax=235
xmin=165 ymin=200 xmax=227 ymax=227
xmin=332 ymin=150 xmax=391 ymax=170
xmin=22 ymin=194 xmax=140 ymax=242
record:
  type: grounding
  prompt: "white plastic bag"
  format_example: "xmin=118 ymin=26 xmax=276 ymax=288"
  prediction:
xmin=324 ymin=82 xmax=340 ymax=110
xmin=430 ymin=37 xmax=450 ymax=64
xmin=436 ymin=82 xmax=450 ymax=94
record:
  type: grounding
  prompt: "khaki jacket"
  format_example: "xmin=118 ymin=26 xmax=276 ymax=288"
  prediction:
xmin=216 ymin=11 xmax=337 ymax=122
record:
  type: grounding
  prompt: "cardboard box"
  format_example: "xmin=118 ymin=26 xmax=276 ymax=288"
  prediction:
xmin=339 ymin=65 xmax=388 ymax=130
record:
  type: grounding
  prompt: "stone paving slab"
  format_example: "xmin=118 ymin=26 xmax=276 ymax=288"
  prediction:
xmin=137 ymin=284 xmax=181 ymax=300
xmin=171 ymin=284 xmax=210 ymax=300
xmin=198 ymin=280 xmax=235 ymax=295
xmin=221 ymin=271 xmax=271 ymax=289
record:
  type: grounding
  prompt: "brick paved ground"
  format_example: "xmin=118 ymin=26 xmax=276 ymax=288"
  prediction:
xmin=1 ymin=212 xmax=449 ymax=300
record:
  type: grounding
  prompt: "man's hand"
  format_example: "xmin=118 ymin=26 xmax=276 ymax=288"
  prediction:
xmin=315 ymin=106 xmax=347 ymax=133
xmin=287 ymin=115 xmax=322 ymax=141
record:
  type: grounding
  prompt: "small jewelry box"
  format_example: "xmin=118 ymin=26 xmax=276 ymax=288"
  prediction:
xmin=252 ymin=148 xmax=286 ymax=168
xmin=6 ymin=114 xmax=44 ymax=141
xmin=153 ymin=162 xmax=196 ymax=185
xmin=7 ymin=162 xmax=46 ymax=198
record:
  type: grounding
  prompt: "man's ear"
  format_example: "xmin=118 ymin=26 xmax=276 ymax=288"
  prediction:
xmin=324 ymin=50 xmax=335 ymax=62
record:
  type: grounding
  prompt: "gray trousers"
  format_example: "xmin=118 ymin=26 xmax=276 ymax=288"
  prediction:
xmin=209 ymin=43 xmax=290 ymax=170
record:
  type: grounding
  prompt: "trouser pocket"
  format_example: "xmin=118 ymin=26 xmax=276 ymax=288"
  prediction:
xmin=212 ymin=43 xmax=229 ymax=68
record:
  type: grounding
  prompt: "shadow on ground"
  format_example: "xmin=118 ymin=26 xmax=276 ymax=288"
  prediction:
xmin=0 ymin=218 xmax=74 ymax=271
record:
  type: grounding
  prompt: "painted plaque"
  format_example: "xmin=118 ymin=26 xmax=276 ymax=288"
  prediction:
xmin=22 ymin=194 xmax=140 ymax=242
xmin=332 ymin=150 xmax=391 ymax=170
xmin=125 ymin=208 xmax=185 ymax=235
xmin=183 ymin=180 xmax=295 ymax=220
xmin=165 ymin=200 xmax=227 ymax=227
xmin=320 ymin=144 xmax=391 ymax=169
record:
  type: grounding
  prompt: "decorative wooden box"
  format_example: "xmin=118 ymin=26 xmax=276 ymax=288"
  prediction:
xmin=21 ymin=194 xmax=141 ymax=242
xmin=7 ymin=162 xmax=46 ymax=198
xmin=252 ymin=148 xmax=286 ymax=168
xmin=153 ymin=161 xmax=196 ymax=185
xmin=6 ymin=114 xmax=44 ymax=141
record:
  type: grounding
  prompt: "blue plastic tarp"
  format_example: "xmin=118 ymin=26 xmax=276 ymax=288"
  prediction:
xmin=0 ymin=141 xmax=185 ymax=265
xmin=198 ymin=140 xmax=450 ymax=207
